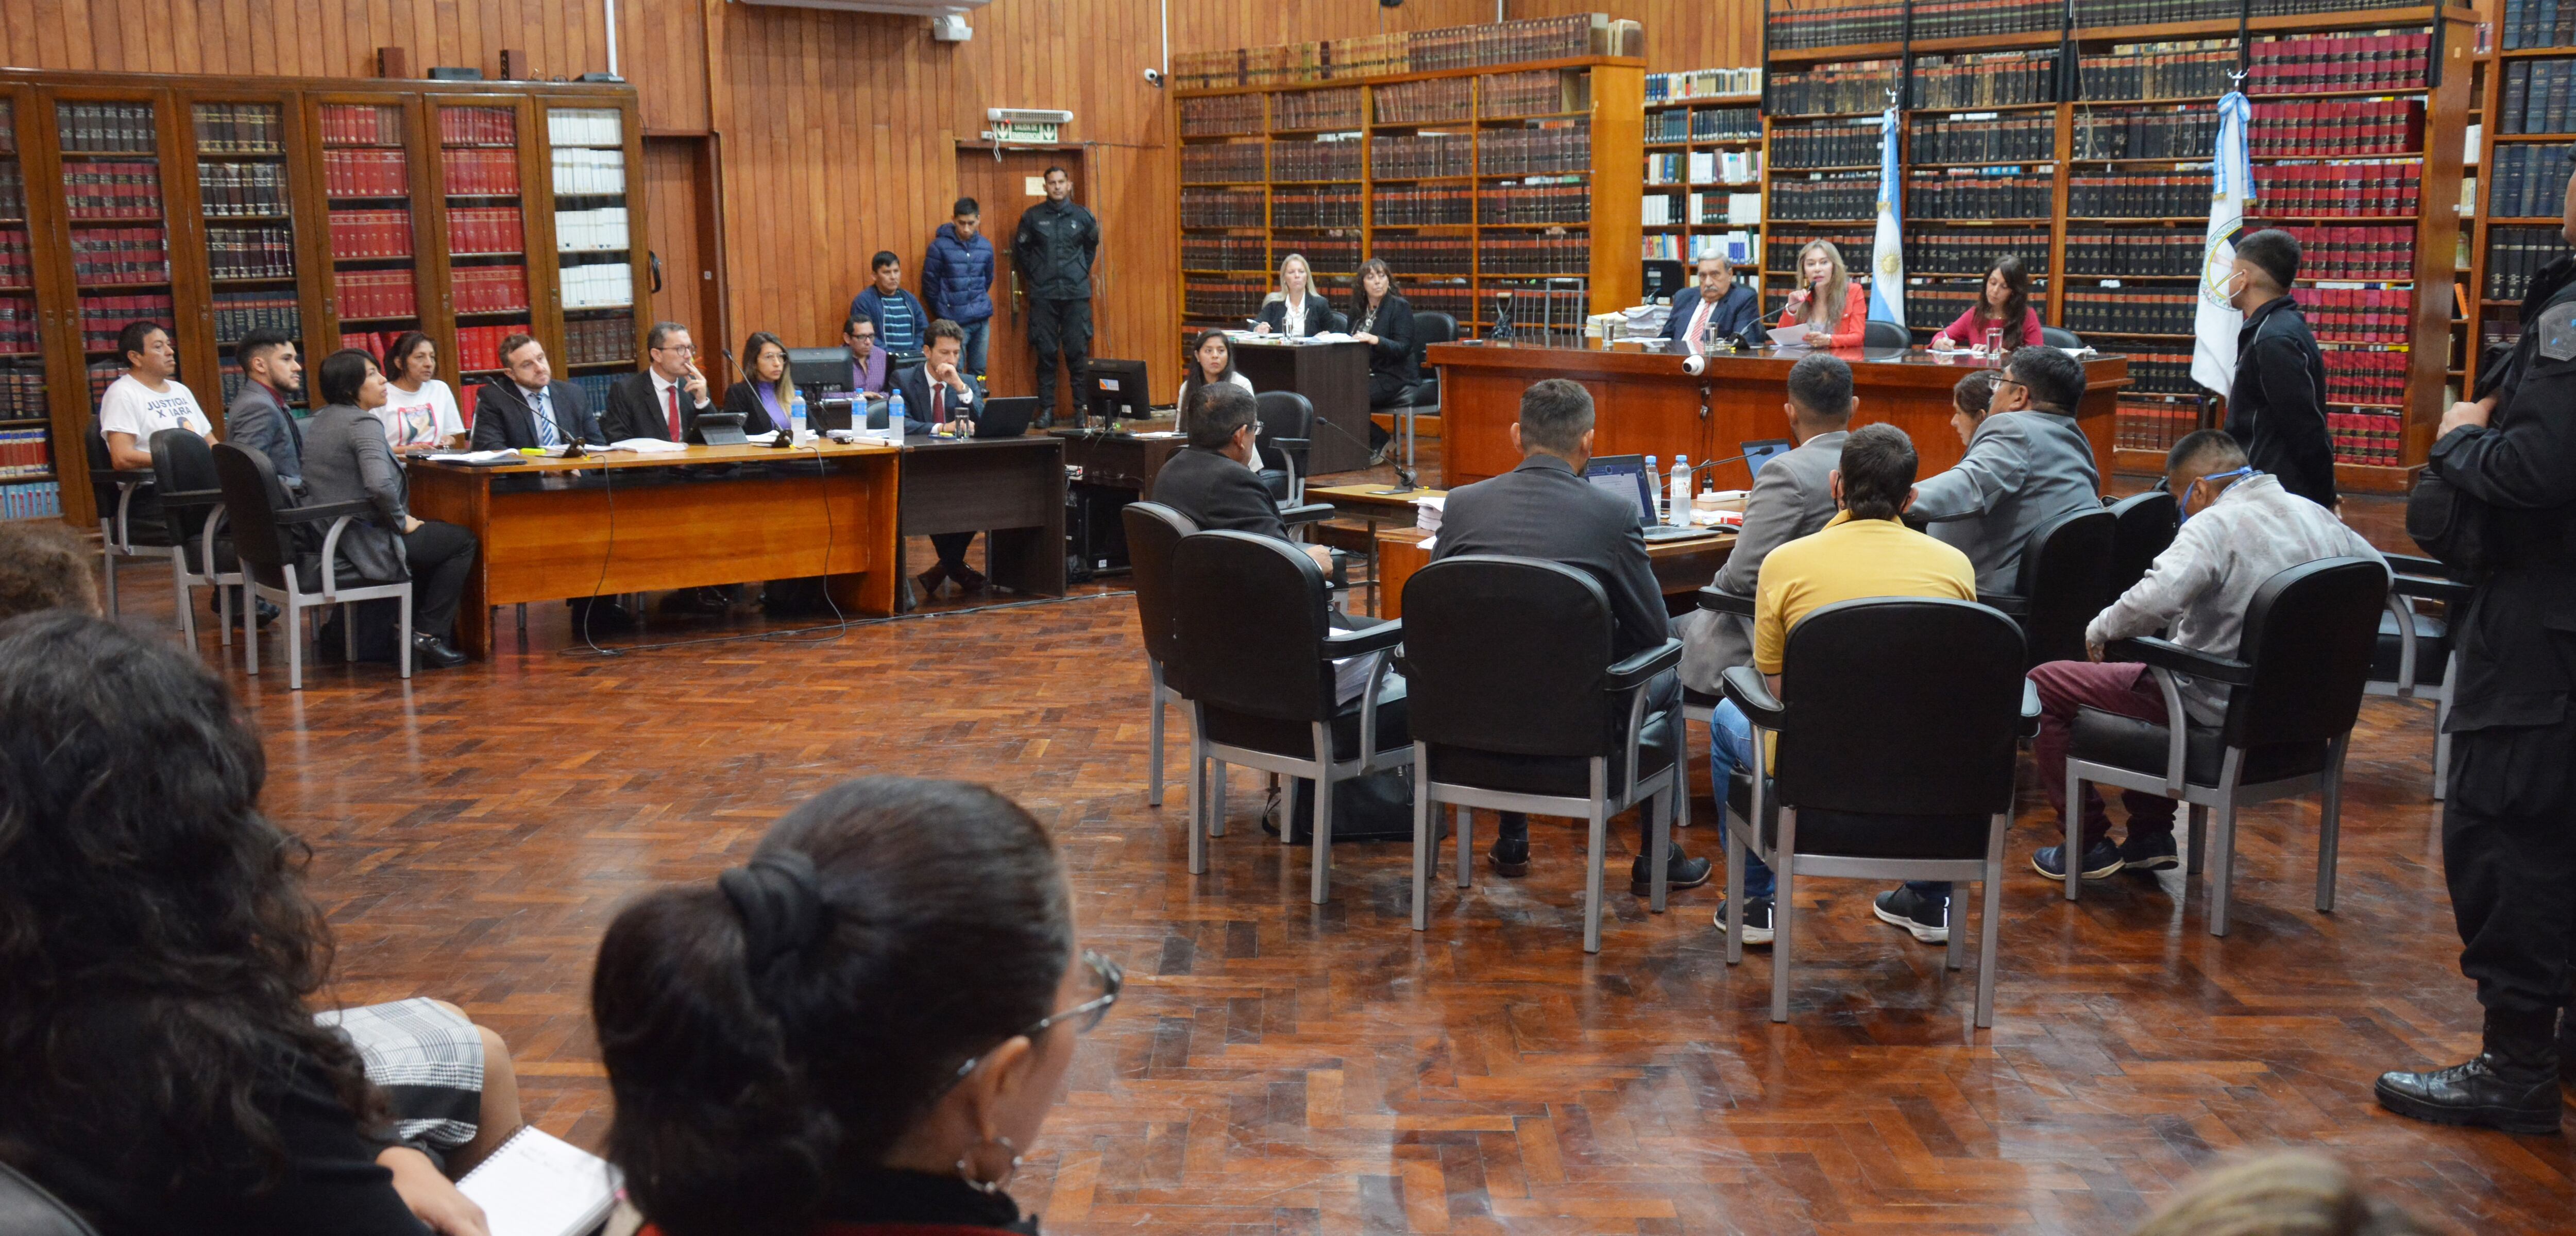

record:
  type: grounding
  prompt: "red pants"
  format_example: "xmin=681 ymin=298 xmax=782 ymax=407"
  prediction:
xmin=2030 ymin=659 xmax=2177 ymax=846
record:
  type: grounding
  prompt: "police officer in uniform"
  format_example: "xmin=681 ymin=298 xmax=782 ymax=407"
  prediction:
xmin=2374 ymin=153 xmax=2576 ymax=1135
xmin=1011 ymin=165 xmax=1100 ymax=430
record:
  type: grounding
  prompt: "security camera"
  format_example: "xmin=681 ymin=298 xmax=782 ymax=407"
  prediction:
xmin=1143 ymin=67 xmax=1165 ymax=88
xmin=1682 ymin=354 xmax=1708 ymax=376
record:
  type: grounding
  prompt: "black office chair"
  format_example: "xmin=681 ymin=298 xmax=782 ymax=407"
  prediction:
xmin=1402 ymin=556 xmax=1685 ymax=953
xmin=0 ymin=1161 xmax=101 ymax=1236
xmin=1863 ymin=319 xmax=1910 ymax=349
xmin=1720 ymin=598 xmax=2035 ymax=1025
xmin=1253 ymin=389 xmax=1316 ymax=504
xmin=212 ymin=443 xmax=415 ymax=689
xmin=2105 ymin=489 xmax=2178 ymax=599
xmin=148 ymin=428 xmax=240 ymax=651
xmin=2041 ymin=326 xmax=2082 ymax=350
xmin=2064 ymin=556 xmax=2388 ymax=935
xmin=2368 ymin=553 xmax=2469 ymax=801
xmin=1122 ymin=501 xmax=1196 ymax=813
xmin=1686 ymin=586 xmax=1756 ymax=727
xmin=1171 ymin=529 xmax=1409 ymax=903
xmin=1398 ymin=311 xmax=1456 ymax=474
xmin=84 ymin=416 xmax=174 ymax=621
xmin=1979 ymin=506 xmax=2116 ymax=669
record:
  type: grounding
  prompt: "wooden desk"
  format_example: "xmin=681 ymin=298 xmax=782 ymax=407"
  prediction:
xmin=1306 ymin=482 xmax=1443 ymax=615
xmin=1426 ymin=342 xmax=2129 ymax=487
xmin=1233 ymin=338 xmax=1372 ymax=475
xmin=1375 ymin=524 xmax=1736 ymax=621
xmin=896 ymin=434 xmax=1067 ymax=606
xmin=1049 ymin=423 xmax=1187 ymax=497
xmin=406 ymin=441 xmax=902 ymax=658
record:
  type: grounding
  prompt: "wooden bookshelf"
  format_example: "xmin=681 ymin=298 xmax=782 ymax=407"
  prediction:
xmin=1174 ymin=56 xmax=1645 ymax=347
xmin=0 ymin=68 xmax=646 ymax=525
xmin=1758 ymin=1 xmax=2480 ymax=490
xmin=1641 ymin=71 xmax=1765 ymax=282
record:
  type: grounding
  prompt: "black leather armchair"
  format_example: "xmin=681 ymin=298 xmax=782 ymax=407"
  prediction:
xmin=1863 ymin=319 xmax=1910 ymax=349
xmin=1684 ymin=585 xmax=1757 ymax=726
xmin=1253 ymin=389 xmax=1316 ymax=505
xmin=85 ymin=415 xmax=172 ymax=620
xmin=2040 ymin=325 xmax=2082 ymax=349
xmin=2105 ymin=489 xmax=2178 ymax=599
xmin=1122 ymin=501 xmax=1196 ymax=813
xmin=148 ymin=427 xmax=240 ymax=651
xmin=2366 ymin=552 xmax=2469 ymax=801
xmin=1401 ymin=555 xmax=1685 ymax=954
xmin=1718 ymin=597 xmax=2032 ymax=1025
xmin=212 ymin=443 xmax=415 ymax=689
xmin=1171 ymin=529 xmax=1410 ymax=902
xmin=2065 ymin=556 xmax=2388 ymax=934
xmin=1978 ymin=506 xmax=2115 ymax=668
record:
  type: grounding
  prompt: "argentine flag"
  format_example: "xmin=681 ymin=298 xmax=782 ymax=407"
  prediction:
xmin=2193 ymin=92 xmax=2255 ymax=393
xmin=1868 ymin=105 xmax=1905 ymax=328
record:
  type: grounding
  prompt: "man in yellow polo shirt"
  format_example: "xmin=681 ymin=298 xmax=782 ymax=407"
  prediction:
xmin=1709 ymin=422 xmax=1976 ymax=945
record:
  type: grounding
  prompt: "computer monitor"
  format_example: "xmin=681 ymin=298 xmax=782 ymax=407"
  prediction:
xmin=1739 ymin=438 xmax=1793 ymax=480
xmin=787 ymin=347 xmax=853 ymax=395
xmin=1582 ymin=454 xmax=1657 ymax=527
xmin=1080 ymin=358 xmax=1154 ymax=423
xmin=1642 ymin=259 xmax=1686 ymax=302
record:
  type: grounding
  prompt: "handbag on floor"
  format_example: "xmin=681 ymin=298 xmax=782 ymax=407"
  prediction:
xmin=1262 ymin=766 xmax=1422 ymax=844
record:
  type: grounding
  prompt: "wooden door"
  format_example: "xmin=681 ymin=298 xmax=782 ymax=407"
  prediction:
xmin=958 ymin=146 xmax=1078 ymax=405
xmin=642 ymin=134 xmax=723 ymax=381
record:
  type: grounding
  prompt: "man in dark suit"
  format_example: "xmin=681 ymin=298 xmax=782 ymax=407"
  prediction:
xmin=466 ymin=333 xmax=630 ymax=628
xmin=601 ymin=321 xmax=714 ymax=443
xmin=1664 ymin=254 xmax=1761 ymax=355
xmin=1154 ymin=382 xmax=1334 ymax=573
xmin=1432 ymin=378 xmax=1713 ymax=895
xmin=895 ymin=320 xmax=992 ymax=597
xmin=470 ymin=334 xmax=603 ymax=450
xmin=222 ymin=327 xmax=307 ymax=493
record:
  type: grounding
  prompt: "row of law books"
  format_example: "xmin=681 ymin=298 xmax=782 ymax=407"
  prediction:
xmin=454 ymin=323 xmax=531 ymax=373
xmin=1373 ymin=134 xmax=1472 ymax=180
xmin=2323 ymin=345 xmax=2407 ymax=407
xmin=2266 ymin=224 xmax=2415 ymax=281
xmin=204 ymin=226 xmax=295 ymax=281
xmin=61 ymin=162 xmax=163 ymax=219
xmin=2116 ymin=396 xmax=2202 ymax=454
xmin=441 ymin=148 xmax=522 ymax=196
xmin=2486 ymin=225 xmax=2565 ymax=300
xmin=1480 ymin=183 xmax=1590 ymax=226
xmin=2079 ymin=42 xmax=2236 ymax=102
xmin=1912 ymin=116 xmax=2054 ymax=165
xmin=197 ymin=161 xmax=290 ymax=216
xmin=1645 ymin=150 xmax=1760 ymax=185
xmin=2252 ymin=99 xmax=2422 ymax=156
xmin=57 ymin=104 xmax=157 ymax=153
xmin=1772 ymin=123 xmax=1880 ymax=170
xmin=564 ymin=312 xmax=637 ymax=366
xmin=211 ymin=290 xmax=298 ymax=345
xmin=2502 ymin=0 xmax=2576 ymax=51
xmin=1372 ymin=235 xmax=1473 ymax=275
xmin=2064 ymin=290 xmax=2196 ymax=336
xmin=0 ymin=480 xmax=60 ymax=520
xmin=2331 ymin=410 xmax=2404 ymax=465
xmin=1645 ymin=68 xmax=1761 ymax=103
xmin=1769 ymin=63 xmax=1901 ymax=117
xmin=2065 ymin=229 xmax=2201 ymax=277
xmin=1912 ymin=51 xmax=2057 ymax=110
xmin=1274 ymin=89 xmax=1361 ymax=132
xmin=1479 ymin=124 xmax=1589 ymax=176
xmin=1270 ymin=141 xmax=1363 ymax=183
xmin=1180 ymin=235 xmax=1267 ymax=271
xmin=1907 ymin=174 xmax=2055 ymax=221
xmin=324 ymin=149 xmax=410 ymax=197
xmin=447 ymin=207 xmax=528 ymax=256
xmin=1774 ymin=0 xmax=2424 ymax=55
xmin=76 ymin=295 xmax=173 ymax=351
xmin=194 ymin=104 xmax=285 ymax=155
xmin=68 ymin=228 xmax=170 ymax=286
xmin=2501 ymin=59 xmax=2576 ymax=135
xmin=2117 ymin=351 xmax=2198 ymax=399
xmin=2074 ymin=112 xmax=2214 ymax=161
xmin=330 ymin=210 xmax=415 ymax=261
xmin=2252 ymin=163 xmax=2420 ymax=218
xmin=2487 ymin=142 xmax=2575 ymax=218
xmin=1912 ymin=230 xmax=2050 ymax=274
xmin=2244 ymin=32 xmax=2430 ymax=95
xmin=1181 ymin=144 xmax=1265 ymax=184
xmin=1270 ymin=187 xmax=1363 ymax=229
xmin=1170 ymin=14 xmax=1631 ymax=90
xmin=2301 ymin=286 xmax=2415 ymax=346
xmin=1179 ymin=95 xmax=1264 ymax=138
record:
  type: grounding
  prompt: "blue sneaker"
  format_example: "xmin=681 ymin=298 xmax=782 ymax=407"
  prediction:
xmin=2119 ymin=831 xmax=2180 ymax=871
xmin=2032 ymin=838 xmax=2125 ymax=881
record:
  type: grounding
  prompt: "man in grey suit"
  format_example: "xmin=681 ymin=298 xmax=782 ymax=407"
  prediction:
xmin=1678 ymin=353 xmax=1853 ymax=696
xmin=222 ymin=327 xmax=307 ymax=493
xmin=1433 ymin=378 xmax=1712 ymax=896
xmin=1908 ymin=346 xmax=2102 ymax=594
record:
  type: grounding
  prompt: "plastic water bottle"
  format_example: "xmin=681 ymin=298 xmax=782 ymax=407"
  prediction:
xmin=1643 ymin=455 xmax=1659 ymax=520
xmin=887 ymin=390 xmax=908 ymax=440
xmin=1670 ymin=455 xmax=1692 ymax=525
xmin=787 ymin=388 xmax=808 ymax=440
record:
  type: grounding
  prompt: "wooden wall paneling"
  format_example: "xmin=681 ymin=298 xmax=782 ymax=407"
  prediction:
xmin=642 ymin=136 xmax=710 ymax=355
xmin=0 ymin=0 xmax=614 ymax=81
xmin=623 ymin=0 xmax=711 ymax=135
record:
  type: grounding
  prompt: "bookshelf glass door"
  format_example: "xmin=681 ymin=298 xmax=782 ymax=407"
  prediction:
xmin=430 ymin=99 xmax=533 ymax=388
xmin=55 ymin=94 xmax=180 ymax=425
xmin=545 ymin=104 xmax=635 ymax=409
xmin=0 ymin=92 xmax=55 ymax=522
xmin=190 ymin=98 xmax=303 ymax=415
xmin=315 ymin=98 xmax=426 ymax=369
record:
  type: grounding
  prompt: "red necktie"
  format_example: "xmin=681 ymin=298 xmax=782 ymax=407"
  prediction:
xmin=933 ymin=383 xmax=945 ymax=426
xmin=1687 ymin=300 xmax=1713 ymax=354
xmin=666 ymin=383 xmax=682 ymax=439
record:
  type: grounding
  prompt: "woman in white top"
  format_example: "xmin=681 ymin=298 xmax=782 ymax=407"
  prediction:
xmin=377 ymin=332 xmax=465 ymax=452
xmin=1252 ymin=253 xmax=1343 ymax=339
xmin=97 ymin=321 xmax=210 ymax=470
xmin=1175 ymin=329 xmax=1261 ymax=472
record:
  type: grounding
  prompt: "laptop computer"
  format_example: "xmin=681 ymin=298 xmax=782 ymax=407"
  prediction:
xmin=1584 ymin=454 xmax=1706 ymax=541
xmin=1739 ymin=437 xmax=1794 ymax=480
xmin=974 ymin=396 xmax=1039 ymax=439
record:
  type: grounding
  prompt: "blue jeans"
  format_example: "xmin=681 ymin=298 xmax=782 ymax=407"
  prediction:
xmin=1708 ymin=699 xmax=1950 ymax=907
xmin=958 ymin=318 xmax=990 ymax=377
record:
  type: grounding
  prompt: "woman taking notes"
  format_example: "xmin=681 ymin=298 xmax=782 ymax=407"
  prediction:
xmin=378 ymin=332 xmax=466 ymax=453
xmin=1777 ymin=239 xmax=1870 ymax=349
xmin=1252 ymin=253 xmax=1344 ymax=338
xmin=1930 ymin=255 xmax=2044 ymax=353
xmin=719 ymin=331 xmax=793 ymax=436
xmin=1175 ymin=328 xmax=1263 ymax=472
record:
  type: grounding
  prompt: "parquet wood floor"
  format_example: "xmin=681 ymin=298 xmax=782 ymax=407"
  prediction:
xmin=98 ymin=470 xmax=2575 ymax=1234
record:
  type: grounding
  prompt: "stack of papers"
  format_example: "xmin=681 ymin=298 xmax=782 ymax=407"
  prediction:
xmin=609 ymin=437 xmax=688 ymax=453
xmin=1768 ymin=325 xmax=1815 ymax=349
xmin=1622 ymin=304 xmax=1672 ymax=334
xmin=423 ymin=449 xmax=523 ymax=465
xmin=1413 ymin=494 xmax=1445 ymax=534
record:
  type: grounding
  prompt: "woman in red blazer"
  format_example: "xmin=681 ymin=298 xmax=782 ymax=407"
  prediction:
xmin=1777 ymin=239 xmax=1871 ymax=348
xmin=1930 ymin=254 xmax=2046 ymax=353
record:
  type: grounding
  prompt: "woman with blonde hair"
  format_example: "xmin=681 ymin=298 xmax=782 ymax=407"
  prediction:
xmin=1777 ymin=239 xmax=1871 ymax=349
xmin=1252 ymin=252 xmax=1345 ymax=339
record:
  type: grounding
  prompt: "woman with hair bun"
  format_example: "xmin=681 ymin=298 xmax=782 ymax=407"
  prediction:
xmin=592 ymin=777 xmax=1120 ymax=1236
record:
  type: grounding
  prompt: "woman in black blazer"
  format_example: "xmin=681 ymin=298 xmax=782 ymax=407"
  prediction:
xmin=1349 ymin=258 xmax=1416 ymax=454
xmin=1251 ymin=253 xmax=1346 ymax=338
xmin=718 ymin=330 xmax=792 ymax=436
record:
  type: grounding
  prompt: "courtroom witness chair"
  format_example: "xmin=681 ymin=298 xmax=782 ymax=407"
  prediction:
xmin=1719 ymin=597 xmax=2034 ymax=1025
xmin=0 ymin=1160 xmax=101 ymax=1236
xmin=211 ymin=442 xmax=413 ymax=690
xmin=2040 ymin=326 xmax=2082 ymax=350
xmin=1863 ymin=320 xmax=1910 ymax=349
xmin=1121 ymin=501 xmax=1198 ymax=813
xmin=2366 ymin=552 xmax=2469 ymax=801
xmin=1253 ymin=389 xmax=1317 ymax=504
xmin=1402 ymin=556 xmax=1685 ymax=954
xmin=148 ymin=428 xmax=241 ymax=652
xmin=1171 ymin=529 xmax=1408 ymax=903
xmin=2106 ymin=489 xmax=2178 ymax=599
xmin=1979 ymin=505 xmax=2116 ymax=670
xmin=85 ymin=416 xmax=175 ymax=622
xmin=2064 ymin=557 xmax=2388 ymax=935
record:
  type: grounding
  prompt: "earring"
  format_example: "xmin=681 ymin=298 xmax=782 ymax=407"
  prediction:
xmin=955 ymin=1134 xmax=1022 ymax=1195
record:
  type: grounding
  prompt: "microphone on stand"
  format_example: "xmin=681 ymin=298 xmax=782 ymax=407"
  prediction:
xmin=1279 ymin=413 xmax=1420 ymax=494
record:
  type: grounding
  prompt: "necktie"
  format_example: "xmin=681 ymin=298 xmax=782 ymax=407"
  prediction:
xmin=1687 ymin=299 xmax=1714 ymax=355
xmin=933 ymin=382 xmax=945 ymax=427
xmin=666 ymin=382 xmax=682 ymax=440
xmin=533 ymin=388 xmax=561 ymax=447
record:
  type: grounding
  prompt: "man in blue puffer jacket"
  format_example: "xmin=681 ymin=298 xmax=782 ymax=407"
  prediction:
xmin=922 ymin=197 xmax=997 ymax=379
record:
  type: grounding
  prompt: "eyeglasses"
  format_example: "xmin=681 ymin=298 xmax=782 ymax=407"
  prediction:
xmin=653 ymin=344 xmax=697 ymax=356
xmin=950 ymin=950 xmax=1123 ymax=1084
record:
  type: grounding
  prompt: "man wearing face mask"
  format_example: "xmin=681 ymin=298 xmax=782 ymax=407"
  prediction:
xmin=2374 ymin=152 xmax=2576 ymax=1136
xmin=2021 ymin=430 xmax=2379 ymax=885
xmin=2221 ymin=229 xmax=2337 ymax=509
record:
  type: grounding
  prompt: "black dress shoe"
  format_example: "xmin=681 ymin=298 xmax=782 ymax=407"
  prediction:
xmin=410 ymin=632 xmax=468 ymax=670
xmin=570 ymin=597 xmax=637 ymax=632
xmin=1033 ymin=411 xmax=1057 ymax=430
xmin=915 ymin=564 xmax=950 ymax=599
xmin=221 ymin=596 xmax=281 ymax=628
xmin=1487 ymin=836 xmax=1531 ymax=877
xmin=951 ymin=565 xmax=990 ymax=593
xmin=659 ymin=588 xmax=731 ymax=616
xmin=2375 ymin=1009 xmax=2563 ymax=1135
xmin=1633 ymin=853 xmax=1713 ymax=896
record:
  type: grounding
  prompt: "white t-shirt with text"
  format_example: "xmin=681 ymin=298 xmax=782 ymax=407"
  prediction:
xmin=98 ymin=374 xmax=211 ymax=445
xmin=380 ymin=379 xmax=464 ymax=448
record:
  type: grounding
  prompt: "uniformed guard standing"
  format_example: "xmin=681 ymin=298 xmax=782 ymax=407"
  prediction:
xmin=2375 ymin=155 xmax=2576 ymax=1135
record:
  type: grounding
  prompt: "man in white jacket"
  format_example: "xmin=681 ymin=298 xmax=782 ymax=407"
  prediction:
xmin=2027 ymin=429 xmax=2383 ymax=882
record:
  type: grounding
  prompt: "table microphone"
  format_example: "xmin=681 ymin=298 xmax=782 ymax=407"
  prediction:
xmin=1294 ymin=413 xmax=1419 ymax=493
